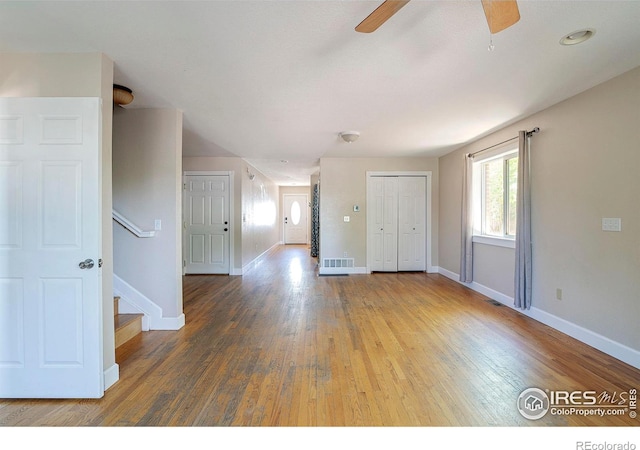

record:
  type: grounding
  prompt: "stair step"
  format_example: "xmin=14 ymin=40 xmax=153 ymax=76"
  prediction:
xmin=115 ymin=313 xmax=143 ymax=348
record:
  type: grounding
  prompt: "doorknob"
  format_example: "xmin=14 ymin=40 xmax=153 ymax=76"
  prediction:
xmin=224 ymin=228 xmax=228 ymax=232
xmin=78 ymin=259 xmax=94 ymax=269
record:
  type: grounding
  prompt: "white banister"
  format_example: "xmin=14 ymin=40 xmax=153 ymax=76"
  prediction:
xmin=112 ymin=210 xmax=156 ymax=238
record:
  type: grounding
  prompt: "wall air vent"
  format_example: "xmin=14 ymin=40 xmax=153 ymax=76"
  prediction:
xmin=322 ymin=258 xmax=354 ymax=268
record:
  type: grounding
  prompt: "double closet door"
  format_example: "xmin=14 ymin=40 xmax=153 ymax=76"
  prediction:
xmin=368 ymin=176 xmax=426 ymax=272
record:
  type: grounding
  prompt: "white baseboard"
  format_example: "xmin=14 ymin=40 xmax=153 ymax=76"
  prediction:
xmin=152 ymin=313 xmax=186 ymax=331
xmin=114 ymin=274 xmax=185 ymax=331
xmin=103 ymin=363 xmax=119 ymax=391
xmin=438 ymin=267 xmax=640 ymax=370
xmin=319 ymin=266 xmax=367 ymax=275
xmin=241 ymin=241 xmax=282 ymax=275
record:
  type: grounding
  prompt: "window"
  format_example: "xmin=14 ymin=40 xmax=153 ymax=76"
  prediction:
xmin=473 ymin=148 xmax=518 ymax=242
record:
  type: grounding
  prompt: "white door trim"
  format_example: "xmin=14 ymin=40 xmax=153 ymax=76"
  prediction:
xmin=366 ymin=171 xmax=434 ymax=273
xmin=183 ymin=171 xmax=235 ymax=275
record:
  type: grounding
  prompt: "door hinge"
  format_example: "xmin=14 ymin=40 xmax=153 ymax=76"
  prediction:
xmin=183 ymin=260 xmax=186 ymax=268
xmin=183 ymin=183 xmax=187 ymax=190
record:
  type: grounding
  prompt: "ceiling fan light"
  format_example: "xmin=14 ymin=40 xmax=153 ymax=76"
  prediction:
xmin=339 ymin=131 xmax=360 ymax=143
xmin=560 ymin=28 xmax=595 ymax=46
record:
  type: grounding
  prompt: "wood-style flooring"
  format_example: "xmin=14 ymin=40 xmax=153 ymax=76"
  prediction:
xmin=1 ymin=244 xmax=638 ymax=426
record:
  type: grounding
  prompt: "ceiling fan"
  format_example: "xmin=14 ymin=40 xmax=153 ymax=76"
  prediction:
xmin=355 ymin=0 xmax=520 ymax=34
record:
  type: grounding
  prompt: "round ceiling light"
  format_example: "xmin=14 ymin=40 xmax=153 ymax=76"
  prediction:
xmin=339 ymin=131 xmax=360 ymax=143
xmin=560 ymin=28 xmax=595 ymax=46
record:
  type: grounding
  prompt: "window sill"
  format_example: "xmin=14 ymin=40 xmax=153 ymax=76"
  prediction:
xmin=472 ymin=235 xmax=516 ymax=249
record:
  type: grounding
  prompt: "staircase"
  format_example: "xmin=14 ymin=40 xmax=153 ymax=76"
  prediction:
xmin=114 ymin=296 xmax=144 ymax=348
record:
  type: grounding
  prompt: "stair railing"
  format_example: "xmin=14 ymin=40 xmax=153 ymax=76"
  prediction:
xmin=112 ymin=210 xmax=156 ymax=238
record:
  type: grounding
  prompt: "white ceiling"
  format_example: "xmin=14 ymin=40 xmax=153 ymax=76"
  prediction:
xmin=2 ymin=1 xmax=640 ymax=186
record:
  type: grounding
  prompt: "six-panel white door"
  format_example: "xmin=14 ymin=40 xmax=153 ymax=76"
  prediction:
xmin=283 ymin=194 xmax=308 ymax=244
xmin=0 ymin=98 xmax=103 ymax=398
xmin=184 ymin=175 xmax=230 ymax=274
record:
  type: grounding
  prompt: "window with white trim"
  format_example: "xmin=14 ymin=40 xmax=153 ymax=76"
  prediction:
xmin=473 ymin=148 xmax=518 ymax=241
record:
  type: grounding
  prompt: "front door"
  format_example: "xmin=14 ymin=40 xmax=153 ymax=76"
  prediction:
xmin=0 ymin=97 xmax=103 ymax=398
xmin=184 ymin=175 xmax=230 ymax=274
xmin=283 ymin=194 xmax=308 ymax=244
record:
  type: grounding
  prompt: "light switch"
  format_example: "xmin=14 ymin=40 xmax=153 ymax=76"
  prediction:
xmin=154 ymin=219 xmax=162 ymax=231
xmin=343 ymin=216 xmax=350 ymax=222
xmin=602 ymin=218 xmax=621 ymax=232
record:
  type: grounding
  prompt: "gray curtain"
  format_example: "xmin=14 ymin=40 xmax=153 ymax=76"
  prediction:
xmin=459 ymin=153 xmax=474 ymax=283
xmin=514 ymin=131 xmax=532 ymax=309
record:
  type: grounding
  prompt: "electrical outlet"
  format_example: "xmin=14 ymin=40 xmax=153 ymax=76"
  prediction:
xmin=343 ymin=251 xmax=348 ymax=257
xmin=343 ymin=216 xmax=350 ymax=222
xmin=556 ymin=288 xmax=562 ymax=301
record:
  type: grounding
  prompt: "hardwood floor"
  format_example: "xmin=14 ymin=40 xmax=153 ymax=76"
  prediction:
xmin=1 ymin=244 xmax=638 ymax=427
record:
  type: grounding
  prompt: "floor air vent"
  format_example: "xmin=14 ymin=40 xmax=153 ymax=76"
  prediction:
xmin=323 ymin=258 xmax=354 ymax=268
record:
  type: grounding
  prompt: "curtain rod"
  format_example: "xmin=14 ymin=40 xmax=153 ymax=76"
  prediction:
xmin=468 ymin=127 xmax=540 ymax=158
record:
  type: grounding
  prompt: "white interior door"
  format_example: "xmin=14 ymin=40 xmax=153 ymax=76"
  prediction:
xmin=0 ymin=97 xmax=103 ymax=398
xmin=184 ymin=175 xmax=230 ymax=274
xmin=369 ymin=177 xmax=385 ymax=271
xmin=398 ymin=177 xmax=426 ymax=271
xmin=382 ymin=177 xmax=399 ymax=271
xmin=283 ymin=194 xmax=308 ymax=244
xmin=368 ymin=175 xmax=427 ymax=273
xmin=368 ymin=177 xmax=398 ymax=272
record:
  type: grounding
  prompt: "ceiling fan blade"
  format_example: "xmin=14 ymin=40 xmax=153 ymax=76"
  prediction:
xmin=355 ymin=0 xmax=411 ymax=33
xmin=481 ymin=0 xmax=520 ymax=34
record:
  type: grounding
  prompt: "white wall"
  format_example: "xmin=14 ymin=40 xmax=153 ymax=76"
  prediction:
xmin=438 ymin=66 xmax=640 ymax=363
xmin=241 ymin=166 xmax=280 ymax=268
xmin=0 ymin=52 xmax=116 ymax=386
xmin=113 ymin=108 xmax=184 ymax=321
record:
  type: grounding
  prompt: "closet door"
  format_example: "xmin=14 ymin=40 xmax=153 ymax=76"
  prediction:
xmin=382 ymin=177 xmax=399 ymax=271
xmin=398 ymin=177 xmax=426 ymax=271
xmin=369 ymin=177 xmax=385 ymax=272
xmin=368 ymin=175 xmax=427 ymax=273
xmin=368 ymin=176 xmax=398 ymax=272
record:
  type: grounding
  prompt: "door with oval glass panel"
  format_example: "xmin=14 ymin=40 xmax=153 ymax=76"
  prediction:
xmin=283 ymin=194 xmax=308 ymax=245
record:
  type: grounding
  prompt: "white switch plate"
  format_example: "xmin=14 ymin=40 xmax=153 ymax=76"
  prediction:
xmin=602 ymin=218 xmax=621 ymax=232
xmin=343 ymin=216 xmax=350 ymax=222
xmin=154 ymin=219 xmax=162 ymax=231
